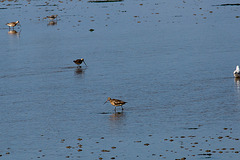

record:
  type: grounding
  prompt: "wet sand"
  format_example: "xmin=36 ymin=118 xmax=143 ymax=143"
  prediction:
xmin=0 ymin=0 xmax=240 ymax=159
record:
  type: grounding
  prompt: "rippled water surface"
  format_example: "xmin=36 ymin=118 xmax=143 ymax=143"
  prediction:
xmin=1 ymin=0 xmax=240 ymax=159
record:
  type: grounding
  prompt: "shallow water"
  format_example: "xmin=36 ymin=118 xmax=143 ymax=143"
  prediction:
xmin=1 ymin=0 xmax=240 ymax=159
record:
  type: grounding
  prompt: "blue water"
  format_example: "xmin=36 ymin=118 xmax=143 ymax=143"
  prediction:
xmin=0 ymin=0 xmax=240 ymax=159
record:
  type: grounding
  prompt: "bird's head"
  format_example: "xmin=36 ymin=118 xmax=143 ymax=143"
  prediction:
xmin=16 ymin=21 xmax=21 ymax=26
xmin=81 ymin=58 xmax=87 ymax=66
xmin=236 ymin=65 xmax=240 ymax=71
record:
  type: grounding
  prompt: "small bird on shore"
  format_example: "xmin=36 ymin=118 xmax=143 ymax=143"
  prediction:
xmin=6 ymin=21 xmax=20 ymax=30
xmin=234 ymin=65 xmax=240 ymax=78
xmin=104 ymin=97 xmax=127 ymax=111
xmin=73 ymin=58 xmax=87 ymax=67
xmin=47 ymin=15 xmax=58 ymax=21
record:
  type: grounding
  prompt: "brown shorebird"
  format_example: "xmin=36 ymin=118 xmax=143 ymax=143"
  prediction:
xmin=104 ymin=97 xmax=127 ymax=111
xmin=73 ymin=58 xmax=87 ymax=67
xmin=6 ymin=21 xmax=20 ymax=30
xmin=47 ymin=15 xmax=58 ymax=21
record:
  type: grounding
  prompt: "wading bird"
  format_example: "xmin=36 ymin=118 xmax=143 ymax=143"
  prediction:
xmin=234 ymin=65 xmax=240 ymax=78
xmin=47 ymin=15 xmax=58 ymax=21
xmin=73 ymin=58 xmax=87 ymax=67
xmin=6 ymin=21 xmax=20 ymax=30
xmin=104 ymin=97 xmax=127 ymax=111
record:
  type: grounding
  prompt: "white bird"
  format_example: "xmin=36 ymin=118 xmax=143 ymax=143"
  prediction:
xmin=233 ymin=65 xmax=240 ymax=78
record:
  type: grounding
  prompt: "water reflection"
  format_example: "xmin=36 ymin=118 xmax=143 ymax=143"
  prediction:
xmin=47 ymin=21 xmax=57 ymax=26
xmin=109 ymin=111 xmax=125 ymax=121
xmin=234 ymin=78 xmax=240 ymax=99
xmin=8 ymin=29 xmax=21 ymax=38
xmin=234 ymin=78 xmax=240 ymax=92
xmin=74 ymin=67 xmax=86 ymax=75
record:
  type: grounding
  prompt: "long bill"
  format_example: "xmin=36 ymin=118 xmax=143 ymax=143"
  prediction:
xmin=104 ymin=100 xmax=108 ymax=104
xmin=83 ymin=60 xmax=87 ymax=66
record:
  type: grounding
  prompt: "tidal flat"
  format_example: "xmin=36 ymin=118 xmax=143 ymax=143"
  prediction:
xmin=0 ymin=0 xmax=240 ymax=159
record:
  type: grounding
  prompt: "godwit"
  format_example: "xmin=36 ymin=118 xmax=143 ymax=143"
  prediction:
xmin=47 ymin=15 xmax=58 ymax=21
xmin=73 ymin=58 xmax=87 ymax=67
xmin=234 ymin=65 xmax=240 ymax=78
xmin=104 ymin=97 xmax=127 ymax=111
xmin=6 ymin=21 xmax=20 ymax=30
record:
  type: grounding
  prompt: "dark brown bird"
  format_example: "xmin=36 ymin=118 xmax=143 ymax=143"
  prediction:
xmin=73 ymin=58 xmax=87 ymax=67
xmin=104 ymin=97 xmax=127 ymax=111
xmin=47 ymin=15 xmax=58 ymax=21
xmin=6 ymin=21 xmax=20 ymax=30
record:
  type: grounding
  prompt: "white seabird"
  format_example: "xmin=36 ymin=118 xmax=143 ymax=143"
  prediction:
xmin=233 ymin=65 xmax=240 ymax=78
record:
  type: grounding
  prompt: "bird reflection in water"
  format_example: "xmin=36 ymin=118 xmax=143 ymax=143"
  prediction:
xmin=47 ymin=21 xmax=57 ymax=26
xmin=234 ymin=78 xmax=240 ymax=98
xmin=74 ymin=67 xmax=86 ymax=76
xmin=109 ymin=111 xmax=125 ymax=121
xmin=45 ymin=15 xmax=58 ymax=26
xmin=234 ymin=78 xmax=240 ymax=91
xmin=8 ymin=29 xmax=21 ymax=38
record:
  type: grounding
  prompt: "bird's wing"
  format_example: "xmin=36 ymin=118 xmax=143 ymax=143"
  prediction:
xmin=113 ymin=100 xmax=126 ymax=105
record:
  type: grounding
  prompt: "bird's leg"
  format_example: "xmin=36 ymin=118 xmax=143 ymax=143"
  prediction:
xmin=114 ymin=107 xmax=116 ymax=112
xmin=121 ymin=106 xmax=124 ymax=110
